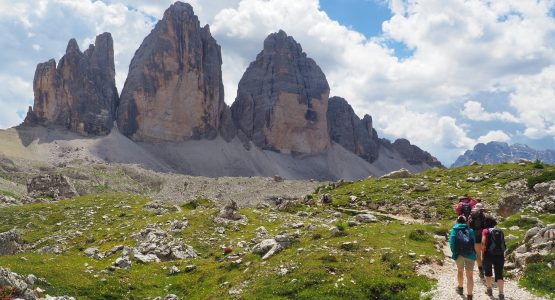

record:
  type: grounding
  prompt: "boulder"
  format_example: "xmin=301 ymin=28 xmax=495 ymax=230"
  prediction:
xmin=380 ymin=168 xmax=412 ymax=179
xmin=215 ymin=200 xmax=247 ymax=224
xmin=27 ymin=174 xmax=78 ymax=200
xmin=0 ymin=229 xmax=23 ymax=255
xmin=132 ymin=225 xmax=197 ymax=261
xmin=23 ymin=33 xmax=118 ymax=136
xmin=414 ymin=182 xmax=430 ymax=192
xmin=118 ymin=2 xmax=234 ymax=142
xmin=231 ymin=30 xmax=331 ymax=154
xmin=355 ymin=214 xmax=378 ymax=223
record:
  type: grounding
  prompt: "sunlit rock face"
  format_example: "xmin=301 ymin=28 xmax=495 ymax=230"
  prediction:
xmin=25 ymin=33 xmax=119 ymax=136
xmin=118 ymin=2 xmax=235 ymax=142
xmin=231 ymin=30 xmax=331 ymax=154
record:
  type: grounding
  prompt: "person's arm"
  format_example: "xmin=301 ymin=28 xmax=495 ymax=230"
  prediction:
xmin=449 ymin=229 xmax=456 ymax=256
xmin=455 ymin=202 xmax=462 ymax=215
xmin=481 ymin=229 xmax=488 ymax=253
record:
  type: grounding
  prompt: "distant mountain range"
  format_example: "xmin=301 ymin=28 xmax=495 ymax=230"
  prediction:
xmin=451 ymin=141 xmax=555 ymax=167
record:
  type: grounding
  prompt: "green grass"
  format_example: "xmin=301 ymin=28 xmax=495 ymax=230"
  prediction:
xmin=0 ymin=193 xmax=441 ymax=299
xmin=527 ymin=170 xmax=555 ymax=188
xmin=0 ymin=190 xmax=20 ymax=199
xmin=313 ymin=163 xmax=555 ymax=220
xmin=2 ymin=163 xmax=554 ymax=299
xmin=520 ymin=253 xmax=555 ymax=299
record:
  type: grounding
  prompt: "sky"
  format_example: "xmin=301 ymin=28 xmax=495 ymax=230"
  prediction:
xmin=1 ymin=0 xmax=555 ymax=166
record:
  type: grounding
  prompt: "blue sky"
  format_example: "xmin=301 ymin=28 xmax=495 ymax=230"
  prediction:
xmin=320 ymin=0 xmax=392 ymax=38
xmin=1 ymin=0 xmax=555 ymax=166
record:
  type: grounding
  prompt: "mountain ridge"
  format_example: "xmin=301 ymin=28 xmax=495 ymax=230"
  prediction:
xmin=15 ymin=1 xmax=443 ymax=180
xmin=452 ymin=141 xmax=555 ymax=167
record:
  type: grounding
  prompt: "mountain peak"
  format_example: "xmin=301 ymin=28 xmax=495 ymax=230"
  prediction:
xmin=452 ymin=142 xmax=555 ymax=167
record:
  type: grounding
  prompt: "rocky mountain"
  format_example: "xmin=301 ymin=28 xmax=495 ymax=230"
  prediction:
xmin=452 ymin=141 xmax=555 ymax=167
xmin=117 ymin=2 xmax=235 ymax=142
xmin=231 ymin=30 xmax=330 ymax=154
xmin=327 ymin=96 xmax=380 ymax=162
xmin=23 ymin=33 xmax=119 ymax=136
xmin=14 ymin=2 xmax=443 ymax=180
xmin=327 ymin=96 xmax=442 ymax=167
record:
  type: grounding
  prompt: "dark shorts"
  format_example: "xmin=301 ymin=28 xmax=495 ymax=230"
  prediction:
xmin=474 ymin=233 xmax=482 ymax=244
xmin=483 ymin=253 xmax=504 ymax=281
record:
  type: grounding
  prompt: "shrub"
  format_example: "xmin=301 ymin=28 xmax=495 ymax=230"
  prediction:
xmin=335 ymin=221 xmax=346 ymax=232
xmin=533 ymin=159 xmax=544 ymax=169
xmin=527 ymin=171 xmax=555 ymax=188
xmin=408 ymin=229 xmax=431 ymax=242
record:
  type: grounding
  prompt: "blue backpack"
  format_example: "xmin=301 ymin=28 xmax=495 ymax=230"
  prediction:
xmin=455 ymin=228 xmax=474 ymax=255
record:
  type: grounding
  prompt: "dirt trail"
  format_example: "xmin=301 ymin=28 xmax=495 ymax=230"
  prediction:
xmin=425 ymin=242 xmax=545 ymax=300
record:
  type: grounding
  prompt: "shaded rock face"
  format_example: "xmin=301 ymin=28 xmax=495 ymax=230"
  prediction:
xmin=327 ymin=97 xmax=380 ymax=162
xmin=390 ymin=139 xmax=443 ymax=167
xmin=24 ymin=33 xmax=118 ymax=136
xmin=118 ymin=2 xmax=234 ymax=142
xmin=231 ymin=30 xmax=331 ymax=154
xmin=27 ymin=174 xmax=78 ymax=200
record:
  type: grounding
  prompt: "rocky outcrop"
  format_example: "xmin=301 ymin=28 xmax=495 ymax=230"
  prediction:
xmin=231 ymin=30 xmax=331 ymax=154
xmin=327 ymin=97 xmax=380 ymax=162
xmin=0 ymin=229 xmax=23 ymax=255
xmin=497 ymin=180 xmax=555 ymax=217
xmin=27 ymin=174 xmax=78 ymax=200
xmin=0 ymin=267 xmax=75 ymax=300
xmin=326 ymin=96 xmax=442 ymax=167
xmin=452 ymin=142 xmax=555 ymax=167
xmin=389 ymin=139 xmax=443 ymax=167
xmin=23 ymin=33 xmax=118 ymax=136
xmin=118 ymin=2 xmax=234 ymax=142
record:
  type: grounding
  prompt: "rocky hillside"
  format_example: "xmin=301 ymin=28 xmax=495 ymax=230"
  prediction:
xmin=0 ymin=160 xmax=553 ymax=299
xmin=452 ymin=141 xmax=555 ymax=167
xmin=16 ymin=1 xmax=442 ymax=180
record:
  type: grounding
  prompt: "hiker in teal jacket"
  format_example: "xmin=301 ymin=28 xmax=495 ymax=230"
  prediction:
xmin=449 ymin=215 xmax=477 ymax=300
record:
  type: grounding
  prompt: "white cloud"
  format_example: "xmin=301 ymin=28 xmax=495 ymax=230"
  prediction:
xmin=461 ymin=100 xmax=519 ymax=122
xmin=0 ymin=74 xmax=32 ymax=129
xmin=476 ymin=130 xmax=511 ymax=144
xmin=509 ymin=65 xmax=555 ymax=139
xmin=2 ymin=0 xmax=555 ymax=165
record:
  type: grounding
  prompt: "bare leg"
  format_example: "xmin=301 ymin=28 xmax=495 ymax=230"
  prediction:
xmin=498 ymin=280 xmax=504 ymax=294
xmin=458 ymin=268 xmax=464 ymax=288
xmin=466 ymin=269 xmax=474 ymax=295
xmin=485 ymin=276 xmax=493 ymax=288
xmin=475 ymin=244 xmax=482 ymax=267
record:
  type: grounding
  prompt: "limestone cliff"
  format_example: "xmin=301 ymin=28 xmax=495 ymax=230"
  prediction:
xmin=327 ymin=96 xmax=443 ymax=167
xmin=117 ymin=1 xmax=234 ymax=142
xmin=231 ymin=30 xmax=331 ymax=154
xmin=24 ymin=33 xmax=118 ymax=135
xmin=327 ymin=96 xmax=380 ymax=162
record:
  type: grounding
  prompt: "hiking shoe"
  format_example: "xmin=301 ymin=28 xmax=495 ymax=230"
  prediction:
xmin=498 ymin=294 xmax=505 ymax=300
xmin=466 ymin=295 xmax=473 ymax=300
xmin=486 ymin=288 xmax=493 ymax=296
xmin=456 ymin=287 xmax=463 ymax=295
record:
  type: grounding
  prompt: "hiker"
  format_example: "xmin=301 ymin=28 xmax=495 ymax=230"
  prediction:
xmin=468 ymin=202 xmax=488 ymax=278
xmin=456 ymin=195 xmax=477 ymax=219
xmin=482 ymin=217 xmax=506 ymax=300
xmin=449 ymin=215 xmax=476 ymax=300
